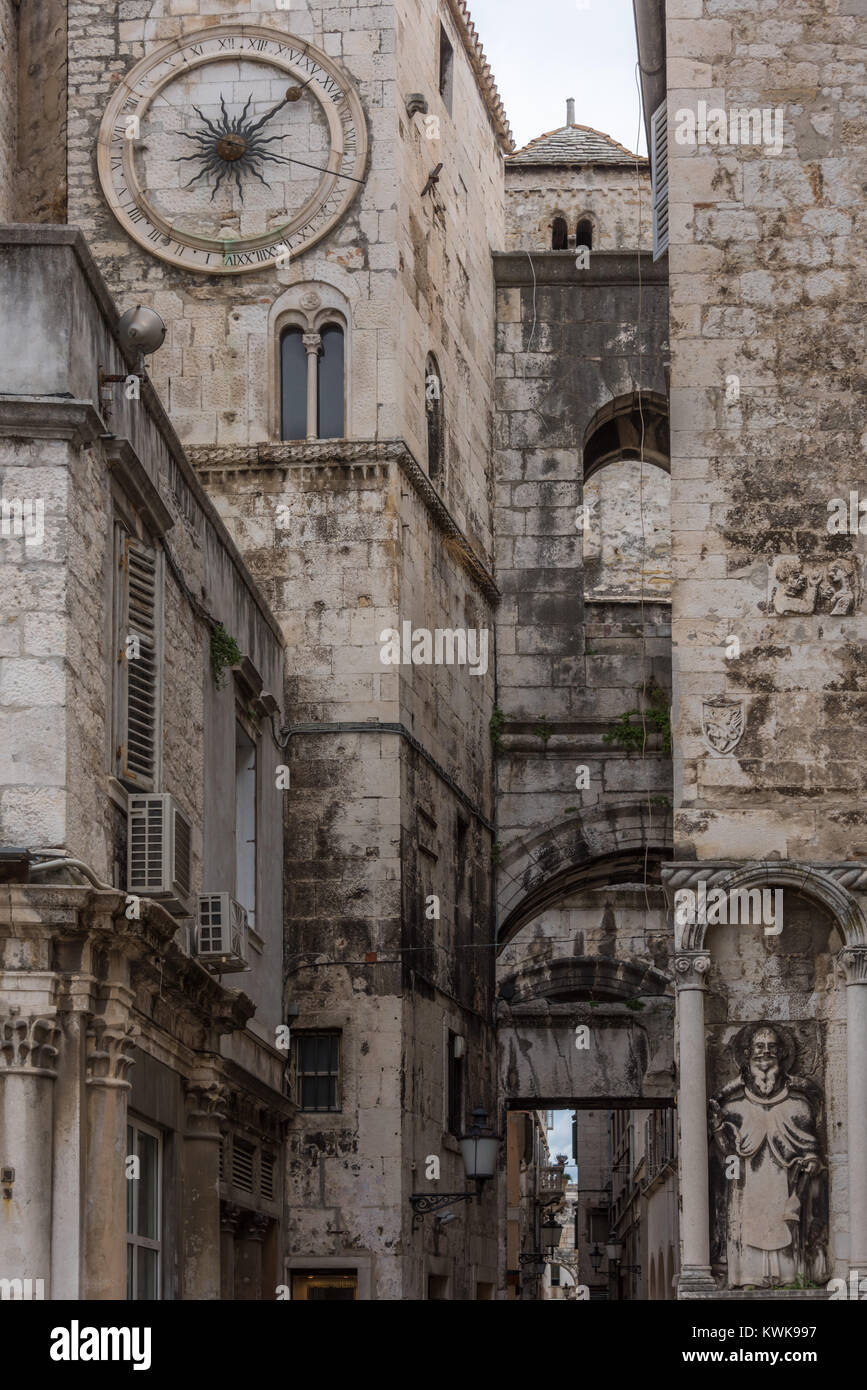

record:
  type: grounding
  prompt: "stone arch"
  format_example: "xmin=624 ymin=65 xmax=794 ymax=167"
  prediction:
xmin=671 ymin=861 xmax=867 ymax=951
xmin=583 ymin=390 xmax=669 ymax=481
xmin=551 ymin=214 xmax=569 ymax=250
xmin=498 ymin=955 xmax=671 ymax=1006
xmin=497 ymin=800 xmax=671 ymax=946
xmin=576 ymin=216 xmax=594 ymax=250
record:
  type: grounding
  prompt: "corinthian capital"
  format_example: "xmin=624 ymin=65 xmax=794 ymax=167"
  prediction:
xmin=0 ymin=1014 xmax=60 ymax=1074
xmin=674 ymin=951 xmax=711 ymax=990
xmin=185 ymin=1074 xmax=228 ymax=1134
xmin=840 ymin=947 xmax=867 ymax=985
xmin=86 ymin=1018 xmax=137 ymax=1086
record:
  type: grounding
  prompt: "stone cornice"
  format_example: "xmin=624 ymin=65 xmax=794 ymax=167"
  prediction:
xmin=188 ymin=438 xmax=499 ymax=603
xmin=104 ymin=436 xmax=174 ymax=537
xmin=493 ymin=250 xmax=666 ymax=288
xmin=0 ymin=395 xmax=104 ymax=444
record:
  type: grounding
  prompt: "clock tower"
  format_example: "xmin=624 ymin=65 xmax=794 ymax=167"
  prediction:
xmin=59 ymin=0 xmax=510 ymax=1299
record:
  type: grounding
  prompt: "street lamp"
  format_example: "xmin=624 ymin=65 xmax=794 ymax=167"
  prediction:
xmin=459 ymin=1108 xmax=500 ymax=1181
xmin=590 ymin=1243 xmax=604 ymax=1274
xmin=541 ymin=1214 xmax=563 ymax=1252
xmin=410 ymin=1106 xmax=501 ymax=1227
xmin=606 ymin=1229 xmax=624 ymax=1264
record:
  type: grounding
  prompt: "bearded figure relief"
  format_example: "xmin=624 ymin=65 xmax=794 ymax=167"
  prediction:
xmin=709 ymin=1024 xmax=827 ymax=1288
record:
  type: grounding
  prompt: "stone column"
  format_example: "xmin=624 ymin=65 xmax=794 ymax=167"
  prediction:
xmin=674 ymin=951 xmax=716 ymax=1295
xmin=182 ymin=1074 xmax=225 ymax=1300
xmin=843 ymin=948 xmax=867 ymax=1276
xmin=0 ymin=1014 xmax=60 ymax=1294
xmin=220 ymin=1201 xmax=243 ymax=1301
xmin=303 ymin=332 xmax=322 ymax=440
xmin=83 ymin=1018 xmax=137 ymax=1299
xmin=234 ymin=1211 xmax=270 ymax=1301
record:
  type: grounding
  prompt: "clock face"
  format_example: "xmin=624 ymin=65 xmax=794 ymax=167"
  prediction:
xmin=97 ymin=24 xmax=367 ymax=274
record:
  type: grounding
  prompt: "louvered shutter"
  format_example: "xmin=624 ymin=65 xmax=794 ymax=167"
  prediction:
xmin=119 ymin=535 xmax=160 ymax=789
xmin=650 ymin=100 xmax=669 ymax=262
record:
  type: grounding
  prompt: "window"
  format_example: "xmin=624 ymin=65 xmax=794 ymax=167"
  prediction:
xmin=576 ymin=218 xmax=593 ymax=250
xmin=551 ymin=216 xmax=568 ymax=250
xmin=292 ymin=1270 xmax=357 ymax=1300
xmin=294 ymin=1033 xmax=341 ymax=1112
xmin=447 ymin=1029 xmax=464 ymax=1136
xmin=428 ymin=1274 xmax=450 ymax=1300
xmin=425 ymin=353 xmax=444 ymax=479
xmin=115 ymin=528 xmax=162 ymax=791
xmin=438 ymin=25 xmax=454 ymax=114
xmin=280 ymin=322 xmax=345 ymax=441
xmin=126 ymin=1120 xmax=161 ymax=1300
xmin=589 ymin=1207 xmax=609 ymax=1243
xmin=235 ymin=722 xmax=257 ymax=930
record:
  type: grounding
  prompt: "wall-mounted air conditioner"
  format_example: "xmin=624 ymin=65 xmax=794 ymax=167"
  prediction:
xmin=196 ymin=893 xmax=249 ymax=972
xmin=127 ymin=793 xmax=192 ymax=914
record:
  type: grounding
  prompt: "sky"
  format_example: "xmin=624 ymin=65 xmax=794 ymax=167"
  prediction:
xmin=467 ymin=0 xmax=646 ymax=156
xmin=548 ymin=1110 xmax=578 ymax=1180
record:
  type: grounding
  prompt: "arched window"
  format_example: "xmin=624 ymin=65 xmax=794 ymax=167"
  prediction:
xmin=551 ymin=216 xmax=568 ymax=250
xmin=582 ymin=458 xmax=670 ymax=600
xmin=576 ymin=218 xmax=593 ymax=250
xmin=318 ymin=323 xmax=345 ymax=439
xmin=280 ymin=327 xmax=306 ymax=441
xmin=280 ymin=320 xmax=345 ymax=441
xmin=425 ymin=352 xmax=444 ymax=479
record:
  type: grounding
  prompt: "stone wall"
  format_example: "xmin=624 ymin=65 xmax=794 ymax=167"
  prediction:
xmin=665 ymin=0 xmax=867 ymax=861
xmin=0 ymin=0 xmax=15 ymax=221
xmin=505 ymin=163 xmax=652 ymax=253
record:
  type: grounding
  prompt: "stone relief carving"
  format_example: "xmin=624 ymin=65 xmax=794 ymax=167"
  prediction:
xmin=702 ymin=697 xmax=745 ymax=756
xmin=709 ymin=1023 xmax=827 ymax=1289
xmin=768 ymin=555 xmax=861 ymax=615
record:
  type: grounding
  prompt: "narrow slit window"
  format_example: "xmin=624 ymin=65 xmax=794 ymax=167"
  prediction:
xmin=439 ymin=25 xmax=454 ymax=114
xmin=576 ymin=218 xmax=593 ymax=250
xmin=552 ymin=216 xmax=568 ymax=250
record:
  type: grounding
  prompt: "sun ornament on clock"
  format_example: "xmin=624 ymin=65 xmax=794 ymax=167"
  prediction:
xmin=96 ymin=24 xmax=368 ymax=274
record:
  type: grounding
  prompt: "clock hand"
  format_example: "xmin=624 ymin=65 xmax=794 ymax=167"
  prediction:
xmin=245 ymin=85 xmax=304 ymax=137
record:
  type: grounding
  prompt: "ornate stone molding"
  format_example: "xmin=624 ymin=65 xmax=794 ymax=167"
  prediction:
xmin=220 ymin=1202 xmax=244 ymax=1235
xmin=839 ymin=948 xmax=867 ymax=985
xmin=185 ymin=1074 xmax=228 ymax=1136
xmin=0 ymin=395 xmax=104 ymax=445
xmin=242 ymin=1211 xmax=270 ymax=1242
xmin=0 ymin=1014 xmax=60 ymax=1074
xmin=85 ymin=1019 xmax=137 ymax=1088
xmin=662 ymin=861 xmax=867 ymax=949
xmin=674 ymin=952 xmax=711 ymax=990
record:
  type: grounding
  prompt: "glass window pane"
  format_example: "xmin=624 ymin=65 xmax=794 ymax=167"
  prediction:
xmin=126 ymin=1126 xmax=135 ymax=1234
xmin=137 ymin=1131 xmax=159 ymax=1240
xmin=317 ymin=325 xmax=344 ymax=439
xmin=137 ymin=1246 xmax=159 ymax=1301
xmin=327 ymin=1077 xmax=337 ymax=1110
xmin=298 ymin=1036 xmax=314 ymax=1073
xmin=327 ymin=1035 xmax=339 ymax=1071
xmin=281 ymin=328 xmax=307 ymax=440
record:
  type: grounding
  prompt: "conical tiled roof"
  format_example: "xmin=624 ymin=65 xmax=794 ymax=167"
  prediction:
xmin=507 ymin=123 xmax=646 ymax=166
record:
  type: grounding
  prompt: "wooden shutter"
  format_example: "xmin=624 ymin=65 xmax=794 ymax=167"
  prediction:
xmin=119 ymin=535 xmax=160 ymax=788
xmin=650 ymin=100 xmax=669 ymax=262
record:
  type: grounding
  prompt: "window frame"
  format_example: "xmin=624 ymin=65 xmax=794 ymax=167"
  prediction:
xmin=279 ymin=314 xmax=347 ymax=442
xmin=113 ymin=522 xmax=163 ymax=793
xmin=438 ymin=24 xmax=454 ymax=115
xmin=293 ymin=1031 xmax=342 ymax=1113
xmin=126 ymin=1117 xmax=163 ymax=1301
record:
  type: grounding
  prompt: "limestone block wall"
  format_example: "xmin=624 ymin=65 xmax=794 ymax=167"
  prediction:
xmin=665 ymin=0 xmax=867 ymax=861
xmin=395 ymin=0 xmax=506 ymax=555
xmin=492 ymin=254 xmax=671 ymax=928
xmin=505 ymin=163 xmax=652 ymax=253
xmin=0 ymin=230 xmax=285 ymax=1036
xmin=0 ymin=0 xmax=15 ymax=221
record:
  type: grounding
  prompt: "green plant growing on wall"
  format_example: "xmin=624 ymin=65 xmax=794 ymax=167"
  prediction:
xmin=489 ymin=705 xmax=506 ymax=755
xmin=602 ymin=682 xmax=672 ymax=754
xmin=491 ymin=842 xmax=502 ymax=864
xmin=210 ymin=622 xmax=241 ymax=690
xmin=533 ymin=720 xmax=554 ymax=744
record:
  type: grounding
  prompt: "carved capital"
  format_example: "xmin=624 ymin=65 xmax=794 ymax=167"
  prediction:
xmin=185 ymin=1076 xmax=228 ymax=1134
xmin=674 ymin=952 xmax=711 ymax=990
xmin=840 ymin=948 xmax=867 ymax=985
xmin=302 ymin=332 xmax=322 ymax=356
xmin=241 ymin=1211 xmax=270 ymax=1242
xmin=0 ymin=1014 xmax=60 ymax=1074
xmin=220 ymin=1201 xmax=244 ymax=1235
xmin=86 ymin=1018 xmax=137 ymax=1087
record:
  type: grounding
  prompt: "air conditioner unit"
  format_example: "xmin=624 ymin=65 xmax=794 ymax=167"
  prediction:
xmin=127 ymin=793 xmax=192 ymax=913
xmin=196 ymin=894 xmax=249 ymax=972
